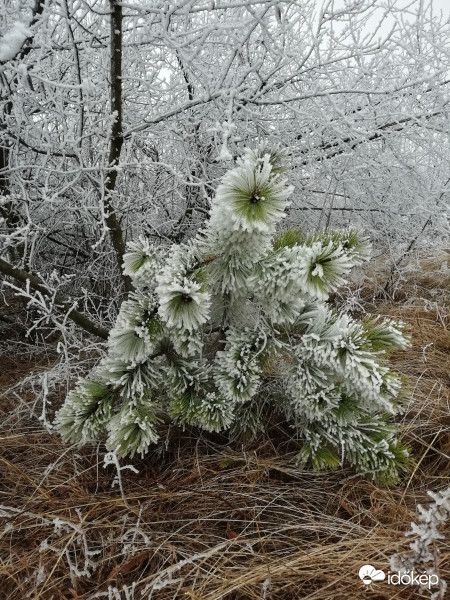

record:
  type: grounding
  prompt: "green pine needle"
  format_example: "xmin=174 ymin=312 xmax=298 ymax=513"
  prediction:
xmin=272 ymin=229 xmax=305 ymax=250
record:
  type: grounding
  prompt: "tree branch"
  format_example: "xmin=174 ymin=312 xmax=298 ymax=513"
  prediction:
xmin=0 ymin=257 xmax=109 ymax=340
xmin=295 ymin=108 xmax=448 ymax=166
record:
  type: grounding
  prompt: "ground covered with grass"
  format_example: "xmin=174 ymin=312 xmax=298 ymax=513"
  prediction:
xmin=0 ymin=254 xmax=449 ymax=600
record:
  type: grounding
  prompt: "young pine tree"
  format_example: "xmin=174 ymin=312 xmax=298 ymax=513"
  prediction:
xmin=56 ymin=147 xmax=411 ymax=483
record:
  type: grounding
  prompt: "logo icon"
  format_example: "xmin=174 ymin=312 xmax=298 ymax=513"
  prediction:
xmin=359 ymin=565 xmax=386 ymax=585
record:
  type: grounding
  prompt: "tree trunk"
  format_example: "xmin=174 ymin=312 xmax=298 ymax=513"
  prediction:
xmin=104 ymin=0 xmax=132 ymax=292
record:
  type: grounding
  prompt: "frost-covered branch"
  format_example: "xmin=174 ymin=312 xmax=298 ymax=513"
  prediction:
xmin=391 ymin=487 xmax=450 ymax=600
xmin=0 ymin=21 xmax=32 ymax=64
xmin=0 ymin=257 xmax=109 ymax=340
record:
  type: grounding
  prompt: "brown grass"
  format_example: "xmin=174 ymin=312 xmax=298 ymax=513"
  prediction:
xmin=0 ymin=258 xmax=449 ymax=600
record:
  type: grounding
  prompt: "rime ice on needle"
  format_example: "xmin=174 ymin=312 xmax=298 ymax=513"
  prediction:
xmin=55 ymin=145 xmax=410 ymax=482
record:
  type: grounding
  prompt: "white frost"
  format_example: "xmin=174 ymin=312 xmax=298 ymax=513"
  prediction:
xmin=0 ymin=22 xmax=32 ymax=62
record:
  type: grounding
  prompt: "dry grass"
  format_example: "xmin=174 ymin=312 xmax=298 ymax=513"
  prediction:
xmin=0 ymin=257 xmax=449 ymax=600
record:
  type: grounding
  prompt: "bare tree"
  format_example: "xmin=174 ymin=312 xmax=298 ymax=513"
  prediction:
xmin=0 ymin=0 xmax=449 ymax=345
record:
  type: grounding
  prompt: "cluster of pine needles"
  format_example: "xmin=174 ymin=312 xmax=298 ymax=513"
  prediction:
xmin=0 ymin=252 xmax=449 ymax=600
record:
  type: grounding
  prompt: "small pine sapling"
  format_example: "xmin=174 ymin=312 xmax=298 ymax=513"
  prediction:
xmin=56 ymin=146 xmax=411 ymax=483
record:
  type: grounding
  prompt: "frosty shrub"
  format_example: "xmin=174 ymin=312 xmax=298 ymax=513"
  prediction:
xmin=390 ymin=487 xmax=450 ymax=599
xmin=56 ymin=147 xmax=411 ymax=483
